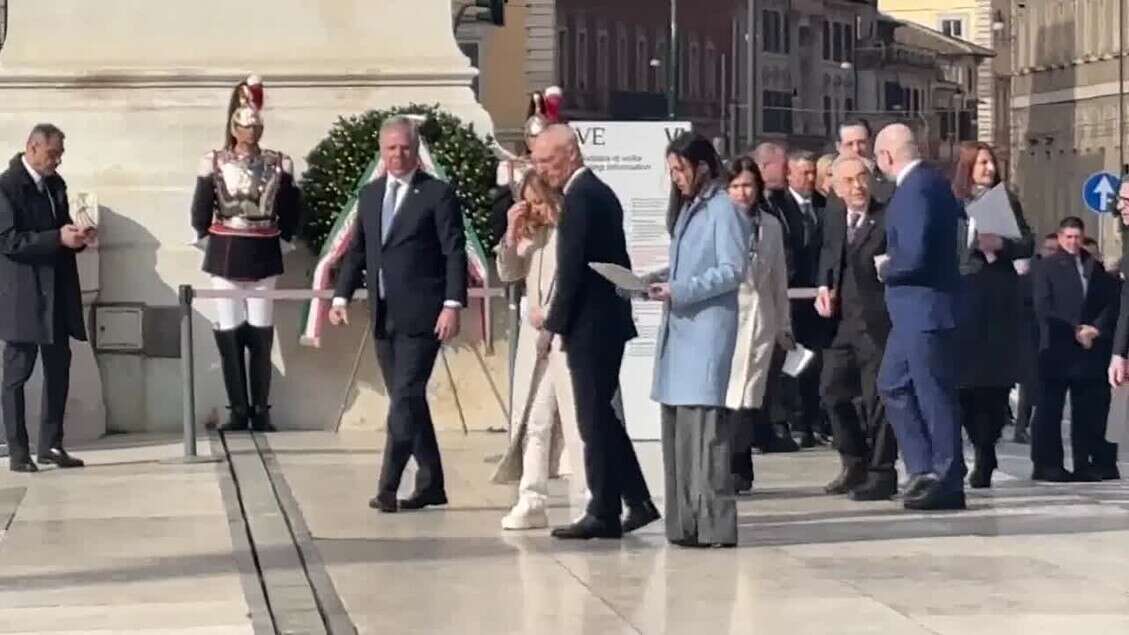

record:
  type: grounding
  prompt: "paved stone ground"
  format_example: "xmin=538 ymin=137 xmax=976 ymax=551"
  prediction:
xmin=0 ymin=434 xmax=256 ymax=635
xmin=4 ymin=428 xmax=1129 ymax=634
xmin=267 ymin=430 xmax=1129 ymax=635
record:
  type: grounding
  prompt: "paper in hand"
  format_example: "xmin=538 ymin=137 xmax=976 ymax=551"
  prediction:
xmin=782 ymin=344 xmax=815 ymax=378
xmin=589 ymin=262 xmax=648 ymax=292
xmin=965 ymin=184 xmax=1021 ymax=239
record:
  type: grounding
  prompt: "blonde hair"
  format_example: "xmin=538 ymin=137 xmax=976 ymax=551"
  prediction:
xmin=518 ymin=171 xmax=563 ymax=229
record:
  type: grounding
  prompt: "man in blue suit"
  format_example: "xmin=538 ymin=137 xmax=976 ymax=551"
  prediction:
xmin=873 ymin=124 xmax=966 ymax=511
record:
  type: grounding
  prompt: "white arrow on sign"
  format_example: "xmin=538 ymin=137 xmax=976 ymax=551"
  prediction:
xmin=1094 ymin=177 xmax=1116 ymax=209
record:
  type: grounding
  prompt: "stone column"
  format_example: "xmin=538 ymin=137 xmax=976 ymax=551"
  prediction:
xmin=0 ymin=0 xmax=497 ymax=434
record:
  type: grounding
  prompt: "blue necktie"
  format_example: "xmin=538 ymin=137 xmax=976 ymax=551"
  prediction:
xmin=382 ymin=179 xmax=401 ymax=244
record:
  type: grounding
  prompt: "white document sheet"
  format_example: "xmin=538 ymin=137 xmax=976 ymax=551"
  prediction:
xmin=965 ymin=183 xmax=1021 ymax=239
xmin=589 ymin=262 xmax=648 ymax=292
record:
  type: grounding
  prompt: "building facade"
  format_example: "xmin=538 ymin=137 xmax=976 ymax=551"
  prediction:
xmin=880 ymin=0 xmax=1004 ymax=148
xmin=1008 ymin=0 xmax=1127 ymax=244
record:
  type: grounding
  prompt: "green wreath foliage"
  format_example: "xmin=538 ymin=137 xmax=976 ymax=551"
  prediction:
xmin=300 ymin=104 xmax=499 ymax=253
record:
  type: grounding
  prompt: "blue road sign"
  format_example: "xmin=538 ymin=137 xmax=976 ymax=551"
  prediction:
xmin=1082 ymin=171 xmax=1121 ymax=214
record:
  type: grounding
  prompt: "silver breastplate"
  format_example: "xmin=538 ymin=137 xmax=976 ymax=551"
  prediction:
xmin=212 ymin=149 xmax=283 ymax=224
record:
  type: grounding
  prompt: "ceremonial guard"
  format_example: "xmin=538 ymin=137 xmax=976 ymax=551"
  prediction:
xmin=190 ymin=76 xmax=302 ymax=432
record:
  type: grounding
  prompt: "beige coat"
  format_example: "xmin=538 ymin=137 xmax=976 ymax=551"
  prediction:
xmin=490 ymin=229 xmax=584 ymax=486
xmin=725 ymin=211 xmax=792 ymax=410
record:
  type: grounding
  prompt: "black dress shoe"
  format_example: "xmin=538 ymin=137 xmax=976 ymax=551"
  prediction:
xmin=1071 ymin=467 xmax=1103 ymax=483
xmin=799 ymin=431 xmax=821 ymax=448
xmin=368 ymin=494 xmax=398 ymax=513
xmin=903 ymin=485 xmax=966 ymax=511
xmin=1031 ymin=466 xmax=1073 ymax=482
xmin=551 ymin=515 xmax=623 ymax=540
xmin=622 ymin=501 xmax=661 ymax=533
xmin=762 ymin=425 xmax=800 ymax=453
xmin=849 ymin=472 xmax=897 ymax=501
xmin=10 ymin=459 xmax=37 ymax=473
xmin=733 ymin=475 xmax=753 ymax=494
xmin=825 ymin=461 xmax=867 ymax=495
xmin=902 ymin=473 xmax=939 ymax=500
xmin=1096 ymin=464 xmax=1121 ymax=481
xmin=38 ymin=449 xmax=84 ymax=468
xmin=399 ymin=491 xmax=448 ymax=511
xmin=968 ymin=465 xmax=994 ymax=489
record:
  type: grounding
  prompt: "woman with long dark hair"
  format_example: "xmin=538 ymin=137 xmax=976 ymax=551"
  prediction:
xmin=723 ymin=157 xmax=792 ymax=495
xmin=951 ymin=141 xmax=1033 ymax=487
xmin=648 ymin=133 xmax=749 ymax=547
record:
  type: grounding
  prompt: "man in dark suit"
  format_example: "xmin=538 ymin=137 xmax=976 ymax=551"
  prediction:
xmin=330 ymin=116 xmax=467 ymax=513
xmin=873 ymin=124 xmax=966 ymax=511
xmin=752 ymin=142 xmax=806 ymax=452
xmin=0 ymin=124 xmax=92 ymax=472
xmin=530 ymin=124 xmax=658 ymax=540
xmin=1033 ymin=217 xmax=1120 ymax=482
xmin=815 ymin=156 xmax=897 ymax=500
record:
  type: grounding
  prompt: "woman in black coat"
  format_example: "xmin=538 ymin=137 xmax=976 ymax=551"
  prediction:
xmin=952 ymin=142 xmax=1034 ymax=488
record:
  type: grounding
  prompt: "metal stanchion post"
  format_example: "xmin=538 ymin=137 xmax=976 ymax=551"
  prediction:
xmin=180 ymin=284 xmax=197 ymax=457
xmin=164 ymin=284 xmax=220 ymax=465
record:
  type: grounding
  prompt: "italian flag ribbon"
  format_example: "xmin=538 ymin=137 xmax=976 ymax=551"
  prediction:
xmin=300 ymin=121 xmax=491 ymax=347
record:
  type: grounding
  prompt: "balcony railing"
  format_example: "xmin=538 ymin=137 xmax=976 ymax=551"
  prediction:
xmin=854 ymin=42 xmax=937 ymax=70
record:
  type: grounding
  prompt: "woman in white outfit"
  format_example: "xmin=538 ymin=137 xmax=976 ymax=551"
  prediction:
xmin=724 ymin=157 xmax=793 ymax=493
xmin=491 ymin=171 xmax=586 ymax=529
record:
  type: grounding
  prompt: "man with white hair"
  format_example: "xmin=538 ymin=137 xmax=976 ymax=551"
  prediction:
xmin=815 ymin=155 xmax=897 ymax=500
xmin=331 ymin=116 xmax=468 ymax=513
xmin=872 ymin=123 xmax=966 ymax=511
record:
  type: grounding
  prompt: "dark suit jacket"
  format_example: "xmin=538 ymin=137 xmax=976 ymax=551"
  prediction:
xmin=335 ymin=171 xmax=468 ymax=337
xmin=0 ymin=154 xmax=85 ymax=344
xmin=1034 ymin=250 xmax=1120 ymax=380
xmin=766 ymin=188 xmax=822 ymax=288
xmin=543 ymin=169 xmax=637 ymax=350
xmin=883 ymin=163 xmax=962 ymax=333
xmin=1113 ymin=276 xmax=1129 ymax=358
xmin=818 ymin=197 xmax=890 ymax=343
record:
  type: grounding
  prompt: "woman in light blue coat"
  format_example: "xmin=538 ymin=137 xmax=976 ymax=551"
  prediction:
xmin=648 ymin=133 xmax=750 ymax=548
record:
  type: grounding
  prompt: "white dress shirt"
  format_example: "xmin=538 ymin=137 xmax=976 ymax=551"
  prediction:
xmin=22 ymin=155 xmax=56 ymax=219
xmin=333 ymin=170 xmax=463 ymax=309
xmin=563 ymin=166 xmax=589 ymax=194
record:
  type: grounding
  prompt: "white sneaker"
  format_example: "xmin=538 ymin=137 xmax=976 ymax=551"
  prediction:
xmin=501 ymin=502 xmax=548 ymax=530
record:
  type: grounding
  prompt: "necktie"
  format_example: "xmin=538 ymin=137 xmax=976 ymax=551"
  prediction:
xmin=847 ymin=211 xmax=862 ymax=243
xmin=381 ymin=179 xmax=401 ymax=244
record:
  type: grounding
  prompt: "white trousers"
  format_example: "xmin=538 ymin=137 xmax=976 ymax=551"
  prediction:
xmin=211 ymin=276 xmax=278 ymax=330
xmin=517 ymin=348 xmax=589 ymax=510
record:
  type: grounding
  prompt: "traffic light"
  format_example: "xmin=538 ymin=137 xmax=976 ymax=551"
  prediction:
xmin=476 ymin=0 xmax=505 ymax=26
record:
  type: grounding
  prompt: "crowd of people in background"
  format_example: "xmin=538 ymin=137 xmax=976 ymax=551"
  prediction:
xmin=492 ymin=104 xmax=1129 ymax=548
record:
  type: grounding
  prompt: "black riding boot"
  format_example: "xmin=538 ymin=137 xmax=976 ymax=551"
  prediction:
xmin=214 ymin=327 xmax=249 ymax=431
xmin=246 ymin=325 xmax=277 ymax=432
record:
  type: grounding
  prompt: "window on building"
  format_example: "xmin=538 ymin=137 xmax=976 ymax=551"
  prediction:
xmin=689 ymin=39 xmax=701 ymax=98
xmin=763 ymin=9 xmax=788 ymax=54
xmin=576 ymin=28 xmax=589 ymax=91
xmin=637 ymin=30 xmax=650 ymax=92
xmin=655 ymin=37 xmax=667 ymax=92
xmin=558 ymin=27 xmax=570 ymax=88
xmin=822 ymin=20 xmax=831 ymax=60
xmin=596 ymin=30 xmax=610 ymax=90
xmin=680 ymin=39 xmax=688 ymax=97
xmin=832 ymin=23 xmax=844 ymax=62
xmin=763 ymin=90 xmax=793 ymax=133
xmin=845 ymin=23 xmax=854 ymax=61
xmin=704 ymin=41 xmax=718 ymax=100
xmin=617 ymin=25 xmax=629 ymax=90
xmin=845 ymin=97 xmax=854 ymax=114
xmin=941 ymin=18 xmax=964 ymax=39
xmin=823 ymin=95 xmax=833 ymax=135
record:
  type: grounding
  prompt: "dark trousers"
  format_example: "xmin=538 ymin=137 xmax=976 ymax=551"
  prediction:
xmin=959 ymin=387 xmax=1009 ymax=466
xmin=373 ymin=300 xmax=445 ymax=498
xmin=1031 ymin=377 xmax=1111 ymax=471
xmin=785 ymin=300 xmax=825 ymax=433
xmin=2 ymin=338 xmax=72 ymax=461
xmin=1015 ymin=380 xmax=1036 ymax=436
xmin=567 ymin=341 xmax=650 ymax=521
xmin=729 ymin=407 xmax=767 ymax=480
xmin=879 ymin=327 xmax=965 ymax=493
xmin=821 ymin=322 xmax=896 ymax=473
